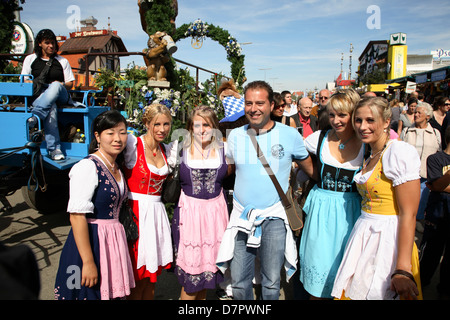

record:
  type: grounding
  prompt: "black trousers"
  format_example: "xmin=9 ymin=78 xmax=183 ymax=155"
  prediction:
xmin=419 ymin=216 xmax=450 ymax=293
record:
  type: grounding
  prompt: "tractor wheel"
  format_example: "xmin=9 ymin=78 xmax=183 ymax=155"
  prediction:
xmin=21 ymin=183 xmax=69 ymax=214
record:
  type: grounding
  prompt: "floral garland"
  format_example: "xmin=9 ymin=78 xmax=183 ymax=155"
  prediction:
xmin=184 ymin=19 xmax=209 ymax=39
xmin=174 ymin=20 xmax=246 ymax=84
xmin=226 ymin=36 xmax=242 ymax=57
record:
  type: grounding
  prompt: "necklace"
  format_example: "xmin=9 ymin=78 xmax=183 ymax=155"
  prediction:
xmin=98 ymin=149 xmax=116 ymax=173
xmin=144 ymin=136 xmax=159 ymax=157
xmin=193 ymin=142 xmax=211 ymax=159
xmin=369 ymin=148 xmax=384 ymax=159
xmin=334 ymin=131 xmax=354 ymax=150
xmin=362 ymin=137 xmax=389 ymax=170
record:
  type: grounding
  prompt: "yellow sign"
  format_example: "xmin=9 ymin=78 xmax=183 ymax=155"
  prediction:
xmin=387 ymin=45 xmax=407 ymax=80
xmin=368 ymin=83 xmax=399 ymax=92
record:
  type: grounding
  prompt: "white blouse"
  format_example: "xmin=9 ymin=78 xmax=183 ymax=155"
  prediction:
xmin=304 ymin=130 xmax=364 ymax=170
xmin=66 ymin=155 xmax=125 ymax=214
xmin=165 ymin=139 xmax=229 ymax=170
xmin=124 ymin=134 xmax=169 ymax=176
xmin=353 ymin=139 xmax=421 ymax=187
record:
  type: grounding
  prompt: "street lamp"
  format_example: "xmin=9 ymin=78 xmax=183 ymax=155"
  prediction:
xmin=258 ymin=68 xmax=271 ymax=81
xmin=269 ymin=77 xmax=278 ymax=88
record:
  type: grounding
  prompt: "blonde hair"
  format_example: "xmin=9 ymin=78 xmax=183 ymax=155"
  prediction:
xmin=185 ymin=105 xmax=222 ymax=149
xmin=352 ymin=96 xmax=392 ymax=127
xmin=389 ymin=99 xmax=399 ymax=107
xmin=142 ymin=103 xmax=172 ymax=127
xmin=327 ymin=88 xmax=360 ymax=114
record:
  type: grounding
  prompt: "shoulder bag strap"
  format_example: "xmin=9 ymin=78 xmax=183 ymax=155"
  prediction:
xmin=36 ymin=57 xmax=55 ymax=81
xmin=248 ymin=133 xmax=291 ymax=208
xmin=32 ymin=57 xmax=55 ymax=98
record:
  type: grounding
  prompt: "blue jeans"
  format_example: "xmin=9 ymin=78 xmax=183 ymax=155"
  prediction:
xmin=417 ymin=177 xmax=430 ymax=220
xmin=230 ymin=218 xmax=286 ymax=300
xmin=32 ymin=82 xmax=69 ymax=152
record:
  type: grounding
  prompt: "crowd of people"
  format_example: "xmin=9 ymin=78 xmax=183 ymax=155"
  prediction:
xmin=24 ymin=29 xmax=450 ymax=301
xmin=52 ymin=83 xmax=450 ymax=301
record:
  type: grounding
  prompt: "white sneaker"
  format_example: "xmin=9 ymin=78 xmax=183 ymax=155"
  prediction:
xmin=27 ymin=116 xmax=38 ymax=128
xmin=50 ymin=149 xmax=65 ymax=161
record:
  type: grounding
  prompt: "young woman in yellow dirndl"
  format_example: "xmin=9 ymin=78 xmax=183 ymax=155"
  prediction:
xmin=331 ymin=97 xmax=423 ymax=300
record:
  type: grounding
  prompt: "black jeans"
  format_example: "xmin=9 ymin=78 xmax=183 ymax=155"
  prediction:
xmin=419 ymin=216 xmax=450 ymax=293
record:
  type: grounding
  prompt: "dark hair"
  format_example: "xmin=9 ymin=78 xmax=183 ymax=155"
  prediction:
xmin=408 ymin=97 xmax=418 ymax=106
xmin=244 ymin=80 xmax=274 ymax=104
xmin=34 ymin=29 xmax=59 ymax=57
xmin=434 ymin=96 xmax=449 ymax=110
xmin=273 ymin=92 xmax=283 ymax=107
xmin=88 ymin=110 xmax=127 ymax=154
xmin=281 ymin=90 xmax=291 ymax=98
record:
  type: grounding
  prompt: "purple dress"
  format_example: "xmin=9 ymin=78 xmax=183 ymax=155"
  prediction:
xmin=171 ymin=145 xmax=229 ymax=294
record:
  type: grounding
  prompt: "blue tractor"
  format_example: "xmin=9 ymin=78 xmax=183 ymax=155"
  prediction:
xmin=0 ymin=74 xmax=107 ymax=214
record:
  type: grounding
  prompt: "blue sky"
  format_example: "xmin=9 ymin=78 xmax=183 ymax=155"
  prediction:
xmin=19 ymin=0 xmax=450 ymax=93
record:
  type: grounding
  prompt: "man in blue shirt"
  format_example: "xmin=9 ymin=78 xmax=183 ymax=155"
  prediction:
xmin=217 ymin=81 xmax=313 ymax=300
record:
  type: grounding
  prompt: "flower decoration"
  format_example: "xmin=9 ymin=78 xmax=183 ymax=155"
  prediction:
xmin=184 ymin=19 xmax=209 ymax=39
xmin=226 ymin=36 xmax=242 ymax=57
xmin=122 ymin=84 xmax=182 ymax=135
xmin=153 ymin=87 xmax=181 ymax=116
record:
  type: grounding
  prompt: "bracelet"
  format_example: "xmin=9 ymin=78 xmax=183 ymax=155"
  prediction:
xmin=391 ymin=269 xmax=417 ymax=286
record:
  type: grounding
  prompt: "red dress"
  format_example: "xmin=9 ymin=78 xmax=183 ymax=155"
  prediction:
xmin=124 ymin=136 xmax=173 ymax=282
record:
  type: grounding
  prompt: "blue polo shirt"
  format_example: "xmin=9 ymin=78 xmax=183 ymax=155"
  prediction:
xmin=226 ymin=122 xmax=309 ymax=209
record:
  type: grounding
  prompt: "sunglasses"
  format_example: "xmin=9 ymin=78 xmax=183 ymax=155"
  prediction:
xmin=275 ymin=104 xmax=286 ymax=109
xmin=319 ymin=96 xmax=329 ymax=100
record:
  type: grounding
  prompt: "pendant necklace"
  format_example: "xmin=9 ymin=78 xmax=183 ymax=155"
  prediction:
xmin=362 ymin=136 xmax=389 ymax=170
xmin=98 ymin=149 xmax=116 ymax=173
xmin=144 ymin=137 xmax=158 ymax=157
xmin=334 ymin=131 xmax=354 ymax=150
xmin=193 ymin=142 xmax=211 ymax=159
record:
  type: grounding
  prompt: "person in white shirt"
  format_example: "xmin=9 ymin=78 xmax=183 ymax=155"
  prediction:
xmin=21 ymin=29 xmax=75 ymax=160
xmin=281 ymin=91 xmax=297 ymax=116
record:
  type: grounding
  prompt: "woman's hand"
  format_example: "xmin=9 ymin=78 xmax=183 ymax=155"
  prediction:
xmin=390 ymin=272 xmax=419 ymax=300
xmin=81 ymin=260 xmax=98 ymax=288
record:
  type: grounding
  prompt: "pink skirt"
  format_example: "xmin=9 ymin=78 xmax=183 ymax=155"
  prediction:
xmin=176 ymin=190 xmax=229 ymax=275
xmin=87 ymin=219 xmax=135 ymax=300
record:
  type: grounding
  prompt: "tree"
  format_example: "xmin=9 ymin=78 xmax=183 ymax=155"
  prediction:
xmin=0 ymin=0 xmax=25 ymax=71
xmin=359 ymin=64 xmax=387 ymax=85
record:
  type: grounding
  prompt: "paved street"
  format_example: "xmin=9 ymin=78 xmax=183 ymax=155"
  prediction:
xmin=0 ymin=189 xmax=446 ymax=300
